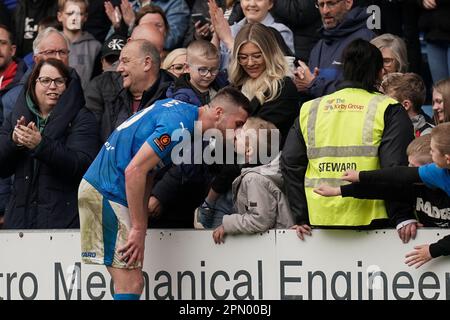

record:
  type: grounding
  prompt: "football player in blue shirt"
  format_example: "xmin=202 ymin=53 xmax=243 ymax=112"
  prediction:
xmin=78 ymin=87 xmax=249 ymax=300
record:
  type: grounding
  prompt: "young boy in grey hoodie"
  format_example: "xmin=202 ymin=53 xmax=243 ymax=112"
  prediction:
xmin=212 ymin=117 xmax=294 ymax=244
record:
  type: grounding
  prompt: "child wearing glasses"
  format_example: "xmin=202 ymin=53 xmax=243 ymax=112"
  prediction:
xmin=166 ymin=40 xmax=226 ymax=106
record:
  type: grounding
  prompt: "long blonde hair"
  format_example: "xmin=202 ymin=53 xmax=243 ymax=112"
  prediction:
xmin=228 ymin=23 xmax=288 ymax=105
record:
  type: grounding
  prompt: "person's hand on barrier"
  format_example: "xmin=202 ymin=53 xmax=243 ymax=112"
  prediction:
xmin=213 ymin=225 xmax=225 ymax=244
xmin=405 ymin=244 xmax=432 ymax=268
xmin=314 ymin=184 xmax=341 ymax=197
xmin=398 ymin=221 xmax=423 ymax=244
xmin=118 ymin=227 xmax=146 ymax=267
xmin=342 ymin=170 xmax=360 ymax=183
xmin=148 ymin=196 xmax=161 ymax=218
xmin=291 ymin=224 xmax=312 ymax=241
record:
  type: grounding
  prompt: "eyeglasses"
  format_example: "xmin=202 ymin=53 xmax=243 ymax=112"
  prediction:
xmin=36 ymin=76 xmax=67 ymax=88
xmin=315 ymin=0 xmax=343 ymax=9
xmin=190 ymin=65 xmax=219 ymax=77
xmin=383 ymin=57 xmax=395 ymax=67
xmin=169 ymin=63 xmax=185 ymax=72
xmin=37 ymin=49 xmax=70 ymax=57
xmin=237 ymin=52 xmax=264 ymax=65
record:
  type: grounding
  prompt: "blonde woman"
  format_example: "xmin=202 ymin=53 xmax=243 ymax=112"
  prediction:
xmin=229 ymin=23 xmax=299 ymax=145
xmin=161 ymin=48 xmax=187 ymax=78
xmin=371 ymin=33 xmax=408 ymax=74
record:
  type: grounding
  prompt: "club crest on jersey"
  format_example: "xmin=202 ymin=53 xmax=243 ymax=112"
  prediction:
xmin=154 ymin=134 xmax=171 ymax=152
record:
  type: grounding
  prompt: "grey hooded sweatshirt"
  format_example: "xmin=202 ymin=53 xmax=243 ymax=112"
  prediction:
xmin=69 ymin=32 xmax=101 ymax=90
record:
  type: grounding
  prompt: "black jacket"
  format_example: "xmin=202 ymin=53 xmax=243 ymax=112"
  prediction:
xmin=247 ymin=76 xmax=300 ymax=148
xmin=13 ymin=0 xmax=58 ymax=57
xmin=85 ymin=69 xmax=175 ymax=143
xmin=0 ymin=58 xmax=28 ymax=215
xmin=418 ymin=0 xmax=450 ymax=44
xmin=0 ymin=72 xmax=100 ymax=229
xmin=272 ymin=0 xmax=322 ymax=62
xmin=347 ymin=166 xmax=450 ymax=258
xmin=281 ymin=84 xmax=414 ymax=227
xmin=165 ymin=73 xmax=225 ymax=106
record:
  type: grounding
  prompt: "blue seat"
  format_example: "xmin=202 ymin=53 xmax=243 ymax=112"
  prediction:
xmin=422 ymin=105 xmax=433 ymax=118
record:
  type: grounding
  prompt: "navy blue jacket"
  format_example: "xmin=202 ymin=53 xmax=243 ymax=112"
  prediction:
xmin=308 ymin=6 xmax=375 ymax=98
xmin=0 ymin=71 xmax=100 ymax=229
xmin=0 ymin=58 xmax=27 ymax=215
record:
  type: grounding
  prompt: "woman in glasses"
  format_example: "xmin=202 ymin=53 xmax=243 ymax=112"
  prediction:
xmin=0 ymin=58 xmax=100 ymax=229
xmin=370 ymin=33 xmax=408 ymax=75
xmin=229 ymin=23 xmax=299 ymax=146
xmin=161 ymin=48 xmax=187 ymax=78
xmin=209 ymin=0 xmax=294 ymax=71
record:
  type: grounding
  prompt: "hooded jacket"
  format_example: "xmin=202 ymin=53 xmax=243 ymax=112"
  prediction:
xmin=69 ymin=32 xmax=102 ymax=90
xmin=308 ymin=6 xmax=375 ymax=98
xmin=222 ymin=154 xmax=295 ymax=234
xmin=0 ymin=69 xmax=100 ymax=229
xmin=165 ymin=73 xmax=223 ymax=106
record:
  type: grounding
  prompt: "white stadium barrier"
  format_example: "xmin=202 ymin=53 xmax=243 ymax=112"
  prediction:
xmin=0 ymin=229 xmax=449 ymax=300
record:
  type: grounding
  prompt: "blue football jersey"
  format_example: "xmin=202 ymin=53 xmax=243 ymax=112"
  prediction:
xmin=83 ymin=99 xmax=199 ymax=206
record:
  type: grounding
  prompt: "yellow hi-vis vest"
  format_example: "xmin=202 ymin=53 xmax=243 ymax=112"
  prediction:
xmin=299 ymin=88 xmax=398 ymax=226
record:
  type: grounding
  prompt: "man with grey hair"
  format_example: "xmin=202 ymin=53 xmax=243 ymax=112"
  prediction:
xmin=2 ymin=27 xmax=71 ymax=118
xmin=85 ymin=24 xmax=174 ymax=143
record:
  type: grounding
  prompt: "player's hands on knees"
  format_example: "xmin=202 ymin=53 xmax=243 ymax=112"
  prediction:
xmin=291 ymin=224 xmax=312 ymax=240
xmin=119 ymin=228 xmax=147 ymax=267
xmin=342 ymin=170 xmax=360 ymax=183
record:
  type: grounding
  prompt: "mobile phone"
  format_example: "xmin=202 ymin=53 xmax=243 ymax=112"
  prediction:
xmin=192 ymin=13 xmax=210 ymax=27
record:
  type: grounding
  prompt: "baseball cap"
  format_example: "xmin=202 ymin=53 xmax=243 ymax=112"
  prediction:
xmin=101 ymin=34 xmax=126 ymax=59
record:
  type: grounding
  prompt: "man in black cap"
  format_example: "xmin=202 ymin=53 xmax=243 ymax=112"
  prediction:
xmin=100 ymin=34 xmax=126 ymax=72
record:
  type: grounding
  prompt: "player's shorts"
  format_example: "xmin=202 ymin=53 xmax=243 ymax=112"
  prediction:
xmin=78 ymin=179 xmax=141 ymax=269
